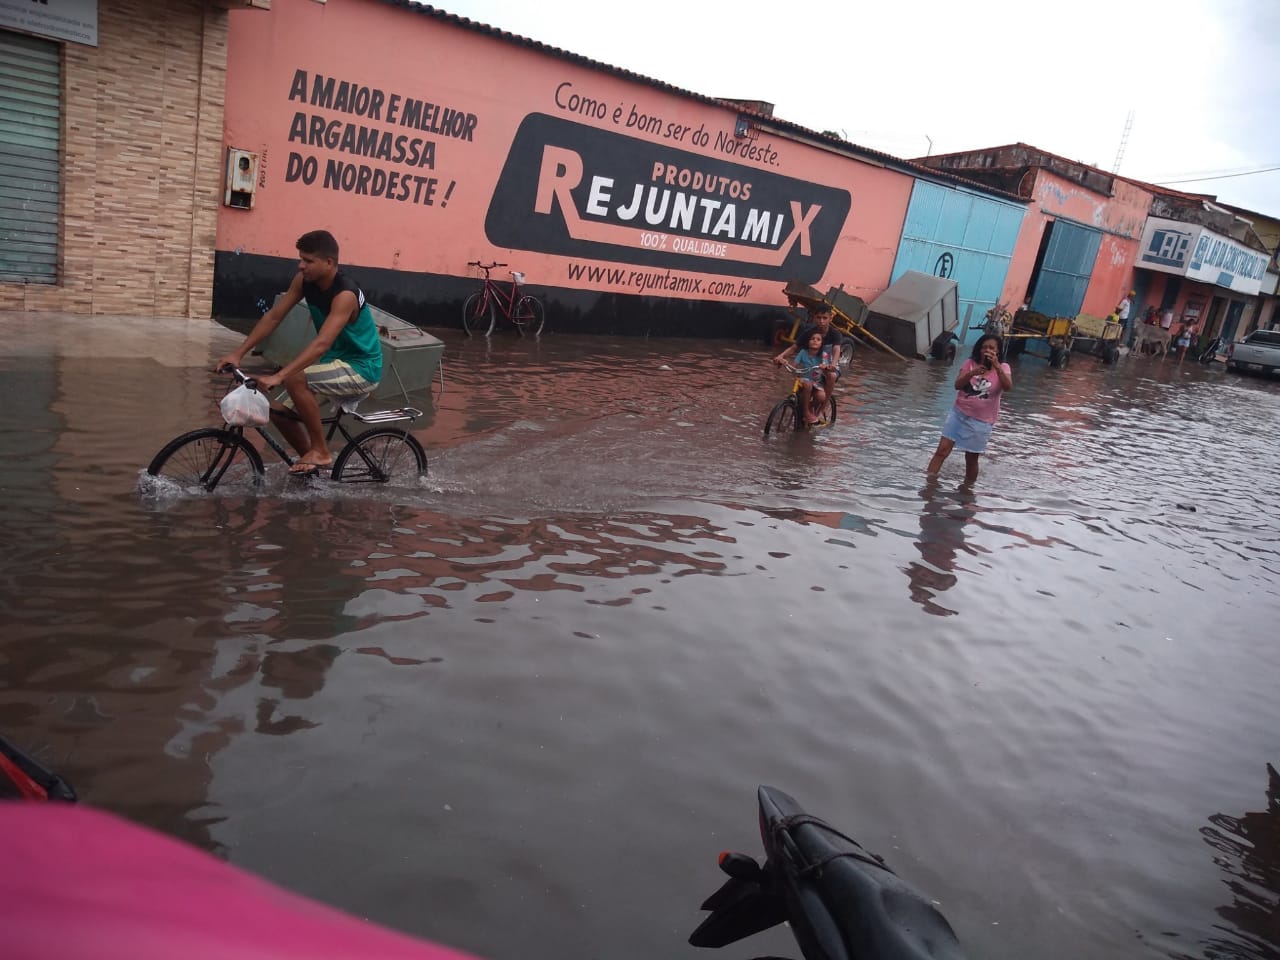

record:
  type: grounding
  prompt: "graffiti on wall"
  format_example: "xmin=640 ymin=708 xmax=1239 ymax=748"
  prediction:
xmin=282 ymin=69 xmax=476 ymax=209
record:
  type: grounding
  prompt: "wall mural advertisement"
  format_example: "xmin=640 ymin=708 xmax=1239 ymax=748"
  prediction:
xmin=218 ymin=1 xmax=909 ymax=319
xmin=281 ymin=69 xmax=471 ymax=210
xmin=487 ymin=113 xmax=848 ymax=289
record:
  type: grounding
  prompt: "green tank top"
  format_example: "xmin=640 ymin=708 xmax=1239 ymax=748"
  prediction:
xmin=301 ymin=272 xmax=383 ymax=384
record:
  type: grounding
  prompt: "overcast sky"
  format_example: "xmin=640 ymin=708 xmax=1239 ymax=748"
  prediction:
xmin=430 ymin=0 xmax=1280 ymax=219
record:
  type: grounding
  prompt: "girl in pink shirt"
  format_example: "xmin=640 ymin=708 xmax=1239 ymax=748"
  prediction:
xmin=926 ymin=333 xmax=1013 ymax=484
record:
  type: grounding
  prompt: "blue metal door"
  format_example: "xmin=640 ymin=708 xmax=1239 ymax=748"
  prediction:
xmin=1029 ymin=220 xmax=1102 ymax=317
xmin=891 ymin=180 xmax=1024 ymax=342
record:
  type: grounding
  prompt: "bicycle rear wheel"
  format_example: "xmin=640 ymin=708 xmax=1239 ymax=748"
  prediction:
xmin=764 ymin=398 xmax=800 ymax=436
xmin=462 ymin=292 xmax=495 ymax=337
xmin=512 ymin=295 xmax=545 ymax=337
xmin=332 ymin=427 xmax=428 ymax=483
xmin=146 ymin=428 xmax=264 ymax=493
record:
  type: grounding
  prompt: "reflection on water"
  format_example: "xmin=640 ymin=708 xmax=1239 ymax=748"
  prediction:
xmin=905 ymin=480 xmax=978 ymax=617
xmin=1 ymin=314 xmax=1279 ymax=960
xmin=1195 ymin=764 xmax=1280 ymax=960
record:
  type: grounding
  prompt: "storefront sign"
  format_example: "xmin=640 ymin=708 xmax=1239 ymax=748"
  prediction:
xmin=1187 ymin=229 xmax=1267 ymax=294
xmin=1137 ymin=216 xmax=1265 ymax=295
xmin=1137 ymin=217 xmax=1195 ymax=272
xmin=0 ymin=0 xmax=97 ymax=46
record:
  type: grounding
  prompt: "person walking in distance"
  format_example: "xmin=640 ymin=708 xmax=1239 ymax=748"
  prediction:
xmin=926 ymin=334 xmax=1013 ymax=486
xmin=1116 ymin=289 xmax=1134 ymax=346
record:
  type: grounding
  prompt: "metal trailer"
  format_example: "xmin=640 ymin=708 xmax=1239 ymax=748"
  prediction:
xmin=863 ymin=271 xmax=962 ymax=363
xmin=259 ymin=299 xmax=445 ymax=400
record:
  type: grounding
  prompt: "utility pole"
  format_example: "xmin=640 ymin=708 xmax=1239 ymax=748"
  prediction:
xmin=1112 ymin=111 xmax=1135 ymax=173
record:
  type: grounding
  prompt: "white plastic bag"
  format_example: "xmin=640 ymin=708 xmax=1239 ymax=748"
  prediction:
xmin=219 ymin=383 xmax=270 ymax=426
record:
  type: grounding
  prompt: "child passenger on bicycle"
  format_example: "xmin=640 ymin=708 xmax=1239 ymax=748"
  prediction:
xmin=794 ymin=329 xmax=834 ymax=424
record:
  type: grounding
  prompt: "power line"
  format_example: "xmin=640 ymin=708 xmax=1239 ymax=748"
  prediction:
xmin=1156 ymin=164 xmax=1280 ymax=185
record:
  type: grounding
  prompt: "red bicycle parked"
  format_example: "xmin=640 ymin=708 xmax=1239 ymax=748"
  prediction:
xmin=462 ymin=260 xmax=546 ymax=337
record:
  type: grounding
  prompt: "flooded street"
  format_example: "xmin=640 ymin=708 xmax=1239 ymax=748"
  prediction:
xmin=2 ymin=312 xmax=1278 ymax=960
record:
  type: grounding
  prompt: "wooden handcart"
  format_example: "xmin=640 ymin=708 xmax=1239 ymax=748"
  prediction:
xmin=1069 ymin=313 xmax=1124 ymax=365
xmin=991 ymin=310 xmax=1075 ymax=369
xmin=775 ymin=280 xmax=908 ymax=360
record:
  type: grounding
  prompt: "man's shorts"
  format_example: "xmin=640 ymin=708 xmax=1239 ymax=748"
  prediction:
xmin=278 ymin=359 xmax=377 ymax=409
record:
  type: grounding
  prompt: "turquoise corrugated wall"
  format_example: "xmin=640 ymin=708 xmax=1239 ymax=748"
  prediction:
xmin=891 ymin=180 xmax=1023 ymax=342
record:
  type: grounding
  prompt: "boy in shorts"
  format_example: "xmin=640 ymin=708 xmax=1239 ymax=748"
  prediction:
xmin=215 ymin=230 xmax=383 ymax=475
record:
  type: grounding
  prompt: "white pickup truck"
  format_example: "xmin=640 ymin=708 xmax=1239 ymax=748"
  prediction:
xmin=1228 ymin=328 xmax=1280 ymax=376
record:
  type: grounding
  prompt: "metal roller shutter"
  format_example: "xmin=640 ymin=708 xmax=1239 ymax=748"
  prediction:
xmin=0 ymin=30 xmax=60 ymax=283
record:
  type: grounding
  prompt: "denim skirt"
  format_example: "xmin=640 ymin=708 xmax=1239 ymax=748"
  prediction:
xmin=941 ymin=408 xmax=994 ymax=453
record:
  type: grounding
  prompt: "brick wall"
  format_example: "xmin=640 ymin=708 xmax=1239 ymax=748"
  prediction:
xmin=0 ymin=1 xmax=227 ymax=317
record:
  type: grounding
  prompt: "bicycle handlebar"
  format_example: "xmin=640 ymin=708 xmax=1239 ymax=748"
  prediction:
xmin=776 ymin=361 xmax=834 ymax=376
xmin=467 ymin=260 xmax=508 ymax=273
xmin=215 ymin=364 xmax=259 ymax=391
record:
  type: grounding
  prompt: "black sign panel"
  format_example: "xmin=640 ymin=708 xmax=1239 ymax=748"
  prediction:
xmin=485 ymin=114 xmax=851 ymax=284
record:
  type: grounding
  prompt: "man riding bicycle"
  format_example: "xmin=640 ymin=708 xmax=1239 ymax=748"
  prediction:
xmin=773 ymin=303 xmax=845 ymax=404
xmin=215 ymin=230 xmax=382 ymax=477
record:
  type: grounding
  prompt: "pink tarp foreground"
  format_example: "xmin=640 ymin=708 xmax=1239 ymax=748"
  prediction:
xmin=0 ymin=803 xmax=483 ymax=960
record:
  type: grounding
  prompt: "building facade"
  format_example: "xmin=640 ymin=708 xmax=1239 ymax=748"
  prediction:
xmin=1 ymin=0 xmax=1031 ymax=338
xmin=213 ymin=0 xmax=1027 ymax=339
xmin=0 ymin=0 xmax=229 ymax=317
xmin=920 ymin=143 xmax=1275 ymax=347
xmin=919 ymin=144 xmax=1151 ymax=323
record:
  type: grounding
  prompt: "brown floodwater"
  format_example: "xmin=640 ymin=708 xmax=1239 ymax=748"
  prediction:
xmin=1 ymin=313 xmax=1278 ymax=960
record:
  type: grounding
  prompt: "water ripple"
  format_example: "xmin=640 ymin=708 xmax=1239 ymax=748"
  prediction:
xmin=2 ymin=327 xmax=1278 ymax=960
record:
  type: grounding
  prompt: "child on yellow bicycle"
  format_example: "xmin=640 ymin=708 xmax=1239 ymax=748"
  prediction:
xmin=792 ymin=329 xmax=835 ymax=424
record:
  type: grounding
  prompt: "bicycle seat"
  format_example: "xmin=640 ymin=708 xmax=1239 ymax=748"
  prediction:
xmin=335 ymin=393 xmax=370 ymax=414
xmin=511 ymin=271 xmax=526 ymax=284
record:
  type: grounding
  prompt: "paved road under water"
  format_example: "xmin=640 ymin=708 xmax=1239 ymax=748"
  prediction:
xmin=1 ymin=312 xmax=1278 ymax=960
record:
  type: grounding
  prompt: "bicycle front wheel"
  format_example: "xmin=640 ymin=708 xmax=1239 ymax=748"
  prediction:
xmin=146 ymin=428 xmax=264 ymax=493
xmin=764 ymin=398 xmax=800 ymax=436
xmin=462 ymin=292 xmax=495 ymax=337
xmin=332 ymin=427 xmax=428 ymax=484
xmin=512 ymin=295 xmax=545 ymax=337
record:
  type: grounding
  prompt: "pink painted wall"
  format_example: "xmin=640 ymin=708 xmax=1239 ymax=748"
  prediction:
xmin=1086 ymin=232 xmax=1138 ymax=318
xmin=998 ymin=170 xmax=1152 ymax=317
xmin=219 ymin=0 xmax=913 ymax=309
xmin=999 ymin=216 xmax=1046 ymax=313
xmin=1033 ymin=171 xmax=1150 ymax=239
